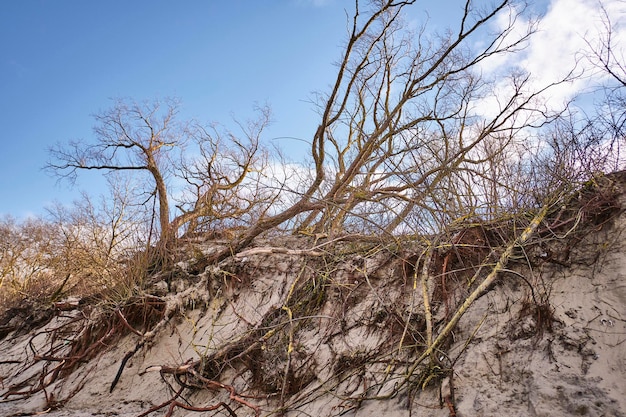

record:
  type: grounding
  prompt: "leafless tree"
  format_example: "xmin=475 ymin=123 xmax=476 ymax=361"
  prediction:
xmin=48 ymin=98 xmax=278 ymax=264
xmin=0 ymin=215 xmax=56 ymax=303
xmin=48 ymin=0 xmax=621 ymax=266
xmin=173 ymin=105 xmax=275 ymax=236
xmin=48 ymin=98 xmax=185 ymax=249
xmin=584 ymin=3 xmax=626 ymax=169
xmin=194 ymin=0 xmax=579 ymax=263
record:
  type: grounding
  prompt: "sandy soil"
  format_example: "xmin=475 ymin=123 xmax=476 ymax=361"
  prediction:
xmin=1 ymin=197 xmax=624 ymax=416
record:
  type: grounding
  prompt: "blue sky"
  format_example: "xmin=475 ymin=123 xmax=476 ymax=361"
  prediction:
xmin=0 ymin=0 xmax=622 ymax=218
xmin=1 ymin=0 xmax=352 ymax=217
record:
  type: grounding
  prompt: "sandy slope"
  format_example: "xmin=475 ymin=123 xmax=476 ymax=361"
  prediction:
xmin=1 ymin=194 xmax=625 ymax=416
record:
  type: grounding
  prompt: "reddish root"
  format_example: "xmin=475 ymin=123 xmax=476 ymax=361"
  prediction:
xmin=138 ymin=360 xmax=260 ymax=417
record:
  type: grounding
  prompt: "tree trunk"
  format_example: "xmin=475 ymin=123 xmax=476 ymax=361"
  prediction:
xmin=148 ymin=163 xmax=172 ymax=253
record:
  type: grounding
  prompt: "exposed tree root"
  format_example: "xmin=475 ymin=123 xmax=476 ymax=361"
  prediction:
xmin=138 ymin=360 xmax=259 ymax=417
xmin=1 ymin=294 xmax=166 ymax=408
xmin=2 ymin=181 xmax=621 ymax=415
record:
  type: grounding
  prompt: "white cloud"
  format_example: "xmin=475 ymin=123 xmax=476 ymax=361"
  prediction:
xmin=294 ymin=0 xmax=335 ymax=7
xmin=476 ymin=0 xmax=626 ymax=119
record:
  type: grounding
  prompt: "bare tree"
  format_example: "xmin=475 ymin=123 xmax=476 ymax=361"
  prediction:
xmin=584 ymin=3 xmax=626 ymax=169
xmin=48 ymin=98 xmax=185 ymax=248
xmin=48 ymin=0 xmax=618 ymax=266
xmin=174 ymin=105 xmax=275 ymax=236
xmin=194 ymin=0 xmax=578 ymax=263
xmin=0 ymin=215 xmax=56 ymax=302
xmin=48 ymin=98 xmax=276 ymax=262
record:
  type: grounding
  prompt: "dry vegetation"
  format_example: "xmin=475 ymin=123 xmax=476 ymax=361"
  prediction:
xmin=1 ymin=0 xmax=625 ymax=416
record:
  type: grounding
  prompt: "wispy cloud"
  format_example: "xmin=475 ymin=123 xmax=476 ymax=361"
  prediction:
xmin=293 ymin=0 xmax=335 ymax=7
xmin=477 ymin=0 xmax=626 ymax=118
